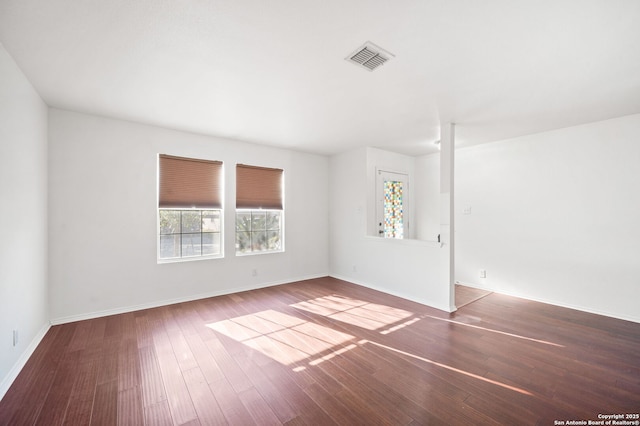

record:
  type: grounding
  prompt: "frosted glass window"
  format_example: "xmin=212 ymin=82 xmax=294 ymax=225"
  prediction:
xmin=383 ymin=180 xmax=404 ymax=239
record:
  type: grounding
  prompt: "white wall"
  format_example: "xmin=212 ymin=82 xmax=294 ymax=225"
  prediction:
xmin=329 ymin=148 xmax=450 ymax=312
xmin=48 ymin=109 xmax=329 ymax=323
xmin=456 ymin=114 xmax=640 ymax=323
xmin=414 ymin=153 xmax=440 ymax=242
xmin=0 ymin=44 xmax=49 ymax=398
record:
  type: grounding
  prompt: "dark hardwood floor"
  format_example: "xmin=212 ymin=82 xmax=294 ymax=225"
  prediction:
xmin=1 ymin=277 xmax=639 ymax=425
xmin=454 ymin=284 xmax=492 ymax=308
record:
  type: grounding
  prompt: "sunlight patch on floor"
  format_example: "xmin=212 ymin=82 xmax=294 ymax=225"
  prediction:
xmin=207 ymin=295 xmax=428 ymax=371
xmin=206 ymin=303 xmax=535 ymax=396
xmin=291 ymin=294 xmax=414 ymax=331
xmin=380 ymin=317 xmax=421 ymax=335
xmin=207 ymin=310 xmax=354 ymax=366
xmin=422 ymin=315 xmax=565 ymax=347
xmin=362 ymin=340 xmax=533 ymax=396
xmin=308 ymin=343 xmax=359 ymax=366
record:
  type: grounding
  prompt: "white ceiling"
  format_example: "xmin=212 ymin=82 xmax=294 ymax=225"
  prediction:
xmin=1 ymin=0 xmax=639 ymax=156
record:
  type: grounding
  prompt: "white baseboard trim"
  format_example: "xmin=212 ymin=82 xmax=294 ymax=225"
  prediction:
xmin=51 ymin=273 xmax=328 ymax=325
xmin=455 ymin=280 xmax=640 ymax=324
xmin=330 ymin=274 xmax=453 ymax=313
xmin=0 ymin=322 xmax=51 ymax=401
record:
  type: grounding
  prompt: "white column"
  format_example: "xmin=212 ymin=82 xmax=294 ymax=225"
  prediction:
xmin=440 ymin=123 xmax=456 ymax=312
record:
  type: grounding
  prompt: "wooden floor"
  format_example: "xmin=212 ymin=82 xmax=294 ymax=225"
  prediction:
xmin=454 ymin=284 xmax=492 ymax=308
xmin=1 ymin=277 xmax=639 ymax=425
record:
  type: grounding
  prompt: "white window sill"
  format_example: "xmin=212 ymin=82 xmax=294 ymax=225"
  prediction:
xmin=235 ymin=249 xmax=284 ymax=257
xmin=157 ymin=254 xmax=224 ymax=264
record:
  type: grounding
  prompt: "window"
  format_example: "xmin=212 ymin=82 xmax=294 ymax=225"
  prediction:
xmin=158 ymin=154 xmax=223 ymax=261
xmin=236 ymin=164 xmax=284 ymax=254
xmin=376 ymin=170 xmax=409 ymax=239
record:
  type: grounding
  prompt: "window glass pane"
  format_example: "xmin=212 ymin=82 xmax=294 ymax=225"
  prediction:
xmin=202 ymin=210 xmax=220 ymax=232
xmin=202 ymin=232 xmax=221 ymax=255
xmin=251 ymin=211 xmax=266 ymax=231
xmin=383 ymin=180 xmax=404 ymax=239
xmin=236 ymin=231 xmax=251 ymax=253
xmin=181 ymin=233 xmax=202 ymax=256
xmin=236 ymin=212 xmax=252 ymax=232
xmin=252 ymin=231 xmax=268 ymax=251
xmin=267 ymin=231 xmax=281 ymax=250
xmin=181 ymin=211 xmax=201 ymax=233
xmin=159 ymin=210 xmax=181 ymax=234
xmin=235 ymin=209 xmax=283 ymax=255
xmin=159 ymin=208 xmax=223 ymax=261
xmin=266 ymin=211 xmax=281 ymax=230
xmin=160 ymin=234 xmax=181 ymax=258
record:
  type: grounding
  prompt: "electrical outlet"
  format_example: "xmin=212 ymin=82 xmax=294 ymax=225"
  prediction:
xmin=463 ymin=206 xmax=472 ymax=215
xmin=13 ymin=330 xmax=18 ymax=347
xmin=252 ymin=269 xmax=257 ymax=277
xmin=479 ymin=269 xmax=487 ymax=278
xmin=352 ymin=265 xmax=357 ymax=273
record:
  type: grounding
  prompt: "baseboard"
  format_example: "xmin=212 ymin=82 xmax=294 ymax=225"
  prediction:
xmin=0 ymin=322 xmax=51 ymax=401
xmin=50 ymin=274 xmax=327 ymax=325
xmin=455 ymin=280 xmax=640 ymax=324
xmin=330 ymin=274 xmax=453 ymax=313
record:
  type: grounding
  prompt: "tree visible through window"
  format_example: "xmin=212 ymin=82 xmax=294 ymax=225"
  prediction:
xmin=236 ymin=210 xmax=282 ymax=253
xmin=159 ymin=210 xmax=221 ymax=258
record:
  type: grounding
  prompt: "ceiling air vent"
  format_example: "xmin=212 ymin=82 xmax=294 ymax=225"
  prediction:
xmin=346 ymin=42 xmax=394 ymax=72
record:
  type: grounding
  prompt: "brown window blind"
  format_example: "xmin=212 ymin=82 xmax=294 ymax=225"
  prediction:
xmin=236 ymin=164 xmax=283 ymax=209
xmin=158 ymin=154 xmax=222 ymax=208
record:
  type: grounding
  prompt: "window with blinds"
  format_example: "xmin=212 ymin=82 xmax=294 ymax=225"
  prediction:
xmin=235 ymin=164 xmax=284 ymax=254
xmin=158 ymin=154 xmax=223 ymax=261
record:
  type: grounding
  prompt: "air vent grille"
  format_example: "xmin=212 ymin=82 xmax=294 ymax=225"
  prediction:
xmin=346 ymin=42 xmax=394 ymax=72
